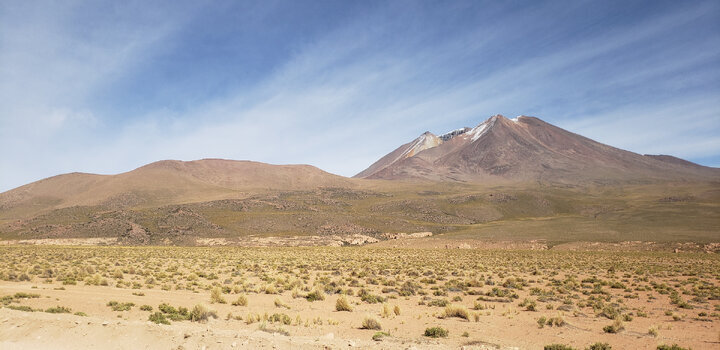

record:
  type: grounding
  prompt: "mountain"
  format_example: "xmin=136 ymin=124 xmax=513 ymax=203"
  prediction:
xmin=355 ymin=115 xmax=720 ymax=184
xmin=0 ymin=159 xmax=354 ymax=219
xmin=1 ymin=117 xmax=718 ymax=246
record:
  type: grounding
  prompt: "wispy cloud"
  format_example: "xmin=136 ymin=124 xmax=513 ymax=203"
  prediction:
xmin=1 ymin=1 xmax=718 ymax=191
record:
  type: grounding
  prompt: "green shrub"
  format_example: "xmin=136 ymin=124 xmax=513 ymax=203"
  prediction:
xmin=13 ymin=292 xmax=40 ymax=299
xmin=306 ymin=289 xmax=325 ymax=302
xmin=7 ymin=305 xmax=34 ymax=312
xmin=520 ymin=298 xmax=537 ymax=311
xmin=372 ymin=331 xmax=390 ymax=341
xmin=587 ymin=343 xmax=612 ymax=350
xmin=544 ymin=345 xmax=577 ymax=350
xmin=140 ymin=305 xmax=153 ymax=311
xmin=158 ymin=303 xmax=190 ymax=321
xmin=158 ymin=303 xmax=177 ymax=314
xmin=149 ymin=312 xmax=170 ymax=325
xmin=45 ymin=306 xmax=71 ymax=314
xmin=106 ymin=301 xmax=134 ymax=311
xmin=656 ymin=345 xmax=690 ymax=350
xmin=269 ymin=313 xmax=292 ymax=325
xmin=358 ymin=289 xmax=384 ymax=304
xmin=424 ymin=326 xmax=448 ymax=338
xmin=428 ymin=299 xmax=449 ymax=307
xmin=537 ymin=316 xmax=547 ymax=328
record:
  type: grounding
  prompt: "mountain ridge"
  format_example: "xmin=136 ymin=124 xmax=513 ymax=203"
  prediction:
xmin=355 ymin=115 xmax=719 ymax=184
xmin=0 ymin=159 xmax=355 ymax=220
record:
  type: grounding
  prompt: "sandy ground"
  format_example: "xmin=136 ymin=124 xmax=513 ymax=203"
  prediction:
xmin=1 ymin=281 xmax=719 ymax=350
xmin=0 ymin=307 xmax=385 ymax=350
xmin=4 ymin=237 xmax=718 ymax=253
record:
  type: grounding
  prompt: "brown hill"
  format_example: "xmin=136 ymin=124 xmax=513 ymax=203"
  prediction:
xmin=0 ymin=159 xmax=354 ymax=219
xmin=355 ymin=115 xmax=720 ymax=184
xmin=1 ymin=118 xmax=718 ymax=246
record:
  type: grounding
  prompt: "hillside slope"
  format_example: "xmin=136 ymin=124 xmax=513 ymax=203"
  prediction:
xmin=356 ymin=115 xmax=720 ymax=184
xmin=0 ymin=159 xmax=354 ymax=220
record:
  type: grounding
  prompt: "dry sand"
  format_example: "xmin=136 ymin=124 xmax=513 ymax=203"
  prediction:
xmin=2 ymin=281 xmax=718 ymax=350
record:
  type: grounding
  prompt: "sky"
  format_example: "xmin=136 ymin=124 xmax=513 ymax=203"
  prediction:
xmin=1 ymin=0 xmax=719 ymax=192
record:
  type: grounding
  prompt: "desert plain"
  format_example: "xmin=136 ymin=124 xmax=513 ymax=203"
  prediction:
xmin=1 ymin=245 xmax=718 ymax=350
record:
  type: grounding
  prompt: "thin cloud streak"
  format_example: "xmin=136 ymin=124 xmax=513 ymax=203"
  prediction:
xmin=1 ymin=1 xmax=718 ymax=191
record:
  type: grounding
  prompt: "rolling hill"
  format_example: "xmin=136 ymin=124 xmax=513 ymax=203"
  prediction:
xmin=0 ymin=158 xmax=354 ymax=219
xmin=0 ymin=116 xmax=718 ymax=247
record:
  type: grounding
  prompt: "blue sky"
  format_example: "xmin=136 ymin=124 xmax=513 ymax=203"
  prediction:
xmin=1 ymin=0 xmax=719 ymax=191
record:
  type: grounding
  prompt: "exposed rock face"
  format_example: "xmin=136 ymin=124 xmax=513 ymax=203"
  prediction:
xmin=381 ymin=232 xmax=433 ymax=240
xmin=355 ymin=115 xmax=720 ymax=184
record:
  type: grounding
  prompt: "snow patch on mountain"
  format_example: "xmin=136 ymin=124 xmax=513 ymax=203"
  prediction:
xmin=469 ymin=116 xmax=501 ymax=142
xmin=399 ymin=132 xmax=442 ymax=160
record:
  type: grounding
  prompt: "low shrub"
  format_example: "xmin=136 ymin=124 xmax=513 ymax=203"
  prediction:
xmin=107 ymin=301 xmax=134 ymax=311
xmin=189 ymin=304 xmax=217 ymax=323
xmin=443 ymin=305 xmax=470 ymax=320
xmin=361 ymin=316 xmax=382 ymax=330
xmin=603 ymin=319 xmax=624 ymax=333
xmin=546 ymin=315 xmax=565 ymax=327
xmin=7 ymin=305 xmax=34 ymax=312
xmin=210 ymin=287 xmax=226 ymax=304
xmin=424 ymin=326 xmax=448 ymax=338
xmin=149 ymin=312 xmax=170 ymax=325
xmin=372 ymin=331 xmax=390 ymax=341
xmin=45 ymin=306 xmax=71 ymax=314
xmin=336 ymin=296 xmax=352 ymax=311
xmin=232 ymin=294 xmax=248 ymax=306
xmin=656 ymin=345 xmax=690 ymax=350
xmin=544 ymin=344 xmax=576 ymax=350
xmin=306 ymin=289 xmax=325 ymax=302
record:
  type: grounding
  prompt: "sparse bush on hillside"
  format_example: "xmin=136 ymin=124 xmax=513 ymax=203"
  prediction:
xmin=372 ymin=331 xmax=390 ymax=341
xmin=232 ymin=294 xmax=248 ymax=306
xmin=189 ymin=304 xmax=217 ymax=323
xmin=45 ymin=306 xmax=71 ymax=314
xmin=107 ymin=301 xmax=134 ymax=311
xmin=336 ymin=296 xmax=352 ymax=311
xmin=361 ymin=316 xmax=381 ymax=330
xmin=586 ymin=343 xmax=612 ymax=350
xmin=544 ymin=345 xmax=577 ymax=350
xmin=149 ymin=312 xmax=170 ymax=325
xmin=603 ymin=319 xmax=624 ymax=333
xmin=656 ymin=345 xmax=690 ymax=350
xmin=546 ymin=315 xmax=565 ymax=327
xmin=306 ymin=289 xmax=325 ymax=302
xmin=424 ymin=326 xmax=448 ymax=338
xmin=443 ymin=305 xmax=469 ymax=320
xmin=210 ymin=287 xmax=226 ymax=304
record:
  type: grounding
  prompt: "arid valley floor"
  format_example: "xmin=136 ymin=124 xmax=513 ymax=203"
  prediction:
xmin=1 ymin=246 xmax=718 ymax=349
